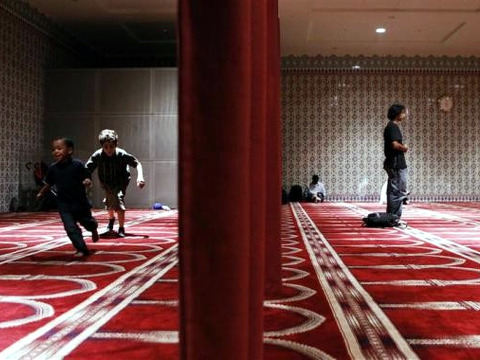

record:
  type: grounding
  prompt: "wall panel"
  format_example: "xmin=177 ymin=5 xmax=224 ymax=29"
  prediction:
xmin=99 ymin=70 xmax=151 ymax=114
xmin=46 ymin=71 xmax=96 ymax=113
xmin=45 ymin=68 xmax=178 ymax=209
xmin=153 ymin=162 xmax=178 ymax=208
xmin=153 ymin=69 xmax=178 ymax=115
xmin=152 ymin=115 xmax=178 ymax=160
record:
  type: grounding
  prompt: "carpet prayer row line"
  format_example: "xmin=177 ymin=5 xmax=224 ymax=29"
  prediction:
xmin=1 ymin=203 xmax=480 ymax=359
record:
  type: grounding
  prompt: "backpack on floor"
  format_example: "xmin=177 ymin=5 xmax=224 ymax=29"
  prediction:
xmin=362 ymin=212 xmax=399 ymax=227
xmin=288 ymin=185 xmax=304 ymax=202
xmin=282 ymin=188 xmax=288 ymax=204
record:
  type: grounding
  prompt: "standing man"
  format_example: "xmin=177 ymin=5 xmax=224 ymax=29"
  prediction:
xmin=383 ymin=103 xmax=409 ymax=227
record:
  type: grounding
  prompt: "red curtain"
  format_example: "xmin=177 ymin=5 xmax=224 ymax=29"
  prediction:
xmin=248 ymin=1 xmax=269 ymax=358
xmin=178 ymin=1 xmax=281 ymax=359
xmin=265 ymin=0 xmax=283 ymax=296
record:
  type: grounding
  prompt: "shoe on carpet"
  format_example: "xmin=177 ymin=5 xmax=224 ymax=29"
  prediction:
xmin=92 ymin=228 xmax=99 ymax=243
xmin=73 ymin=250 xmax=90 ymax=258
xmin=394 ymin=220 xmax=408 ymax=229
xmin=118 ymin=227 xmax=126 ymax=238
xmin=105 ymin=218 xmax=115 ymax=232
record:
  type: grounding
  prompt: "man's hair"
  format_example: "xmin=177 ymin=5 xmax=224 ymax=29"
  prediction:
xmin=312 ymin=175 xmax=319 ymax=182
xmin=387 ymin=103 xmax=405 ymax=120
xmin=54 ymin=137 xmax=74 ymax=150
xmin=99 ymin=129 xmax=118 ymax=145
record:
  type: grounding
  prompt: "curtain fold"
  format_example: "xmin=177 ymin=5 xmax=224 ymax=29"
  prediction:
xmin=248 ymin=2 xmax=268 ymax=359
xmin=265 ymin=0 xmax=283 ymax=295
xmin=178 ymin=1 xmax=280 ymax=358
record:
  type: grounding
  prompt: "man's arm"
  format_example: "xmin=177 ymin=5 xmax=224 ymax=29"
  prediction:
xmin=307 ymin=184 xmax=315 ymax=195
xmin=392 ymin=140 xmax=408 ymax=152
xmin=319 ymin=183 xmax=326 ymax=196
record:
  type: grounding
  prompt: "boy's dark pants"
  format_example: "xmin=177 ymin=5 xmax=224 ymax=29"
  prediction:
xmin=59 ymin=209 xmax=97 ymax=253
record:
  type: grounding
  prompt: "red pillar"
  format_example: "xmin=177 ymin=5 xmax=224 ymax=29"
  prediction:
xmin=178 ymin=1 xmax=280 ymax=359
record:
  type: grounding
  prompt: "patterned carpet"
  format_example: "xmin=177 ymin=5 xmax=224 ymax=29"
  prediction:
xmin=0 ymin=210 xmax=179 ymax=359
xmin=2 ymin=203 xmax=480 ymax=359
xmin=294 ymin=201 xmax=480 ymax=360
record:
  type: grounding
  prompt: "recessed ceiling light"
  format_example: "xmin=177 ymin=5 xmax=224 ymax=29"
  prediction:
xmin=376 ymin=27 xmax=386 ymax=34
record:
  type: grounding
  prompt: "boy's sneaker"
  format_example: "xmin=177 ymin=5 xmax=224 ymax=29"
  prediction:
xmin=118 ymin=227 xmax=126 ymax=238
xmin=92 ymin=228 xmax=99 ymax=243
xmin=73 ymin=250 xmax=89 ymax=258
xmin=395 ymin=220 xmax=408 ymax=229
xmin=105 ymin=218 xmax=115 ymax=232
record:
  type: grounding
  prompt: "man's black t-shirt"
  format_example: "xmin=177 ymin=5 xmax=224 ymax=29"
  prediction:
xmin=383 ymin=121 xmax=407 ymax=169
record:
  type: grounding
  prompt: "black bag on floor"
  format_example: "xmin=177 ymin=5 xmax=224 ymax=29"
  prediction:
xmin=362 ymin=212 xmax=399 ymax=227
xmin=282 ymin=188 xmax=288 ymax=204
xmin=288 ymin=185 xmax=304 ymax=202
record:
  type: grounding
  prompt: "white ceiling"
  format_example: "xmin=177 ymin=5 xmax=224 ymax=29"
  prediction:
xmin=25 ymin=0 xmax=480 ymax=59
xmin=280 ymin=0 xmax=480 ymax=57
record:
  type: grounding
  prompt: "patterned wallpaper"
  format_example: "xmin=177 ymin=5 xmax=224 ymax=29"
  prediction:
xmin=0 ymin=3 xmax=80 ymax=212
xmin=282 ymin=57 xmax=480 ymax=202
xmin=3 ymin=3 xmax=480 ymax=212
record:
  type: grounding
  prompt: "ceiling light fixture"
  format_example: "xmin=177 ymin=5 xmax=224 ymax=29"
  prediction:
xmin=376 ymin=28 xmax=386 ymax=34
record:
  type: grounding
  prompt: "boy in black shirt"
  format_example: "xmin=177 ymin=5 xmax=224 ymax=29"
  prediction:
xmin=37 ymin=138 xmax=98 ymax=257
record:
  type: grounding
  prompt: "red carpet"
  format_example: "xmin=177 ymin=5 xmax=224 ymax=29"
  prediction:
xmin=0 ymin=210 xmax=179 ymax=359
xmin=2 ymin=203 xmax=480 ymax=359
xmin=298 ymin=201 xmax=480 ymax=359
xmin=0 ymin=208 xmax=347 ymax=359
